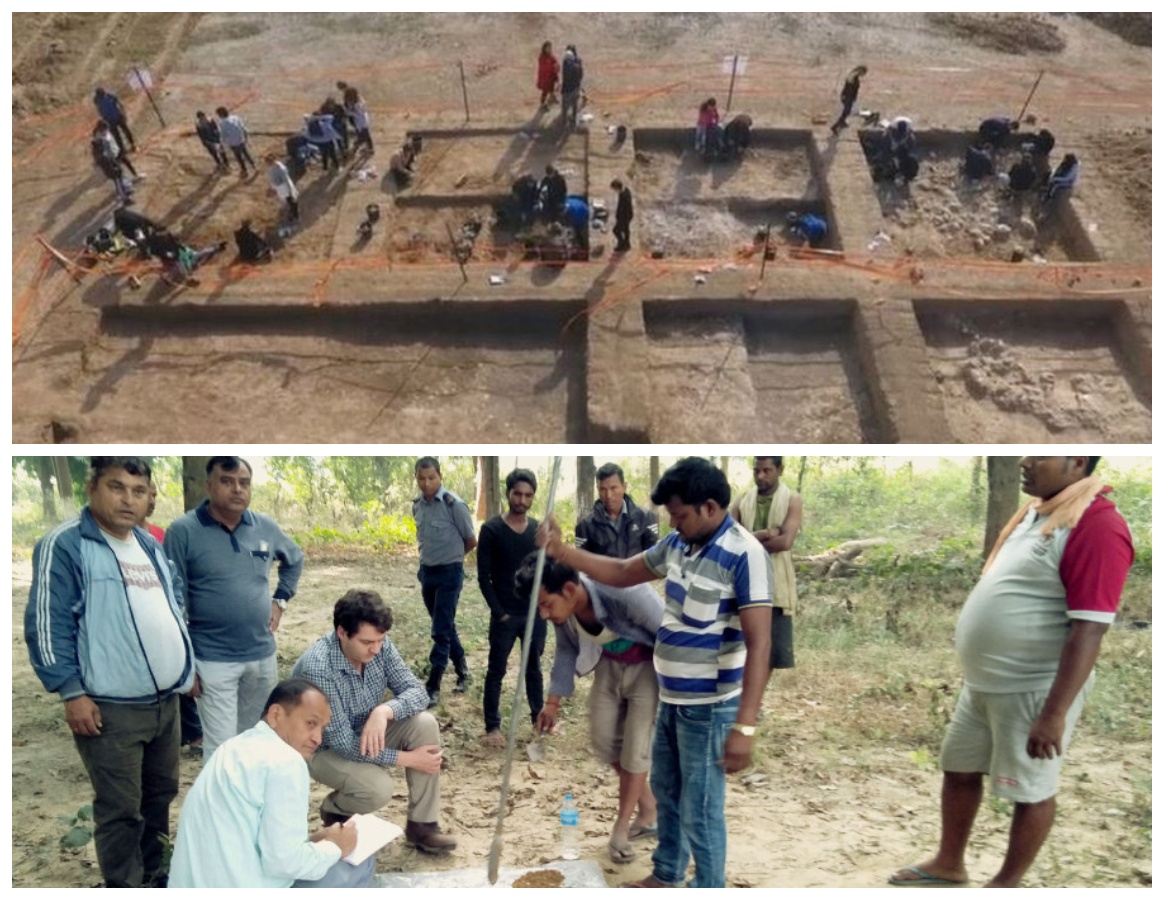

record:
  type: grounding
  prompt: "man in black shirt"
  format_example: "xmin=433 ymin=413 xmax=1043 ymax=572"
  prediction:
xmin=574 ymin=462 xmax=658 ymax=560
xmin=540 ymin=165 xmax=568 ymax=222
xmin=611 ymin=180 xmax=634 ymax=254
xmin=830 ymin=65 xmax=867 ymax=135
xmin=477 ymin=468 xmax=544 ymax=746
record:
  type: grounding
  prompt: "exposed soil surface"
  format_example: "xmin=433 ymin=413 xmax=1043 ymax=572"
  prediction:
xmin=10 ymin=551 xmax=1152 ymax=888
xmin=10 ymin=12 xmax=1152 ymax=443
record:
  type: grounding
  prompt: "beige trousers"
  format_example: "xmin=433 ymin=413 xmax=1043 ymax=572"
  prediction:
xmin=309 ymin=710 xmax=442 ymax=823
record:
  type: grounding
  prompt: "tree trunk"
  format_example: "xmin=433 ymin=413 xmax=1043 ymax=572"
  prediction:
xmin=648 ymin=457 xmax=660 ymax=507
xmin=37 ymin=457 xmax=57 ymax=522
xmin=984 ymin=457 xmax=1021 ymax=558
xmin=720 ymin=455 xmax=730 ymax=474
xmin=970 ymin=455 xmax=985 ymax=521
xmin=795 ymin=456 xmax=808 ymax=493
xmin=576 ymin=456 xmax=596 ymax=518
xmin=52 ymin=457 xmax=75 ymax=517
xmin=477 ymin=456 xmax=501 ymax=521
xmin=183 ymin=456 xmax=213 ymax=511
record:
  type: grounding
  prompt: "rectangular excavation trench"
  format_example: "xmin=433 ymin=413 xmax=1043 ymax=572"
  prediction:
xmin=397 ymin=128 xmax=589 ymax=204
xmin=100 ymin=300 xmax=589 ymax=442
xmin=632 ymin=127 xmax=841 ymax=257
xmin=857 ymin=128 xmax=1101 ymax=262
xmin=386 ymin=127 xmax=591 ymax=263
xmin=642 ymin=300 xmax=883 ymax=442
xmin=915 ymin=299 xmax=1150 ymax=442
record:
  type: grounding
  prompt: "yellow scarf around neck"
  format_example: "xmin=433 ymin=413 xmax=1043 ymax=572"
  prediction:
xmin=982 ymin=474 xmax=1108 ymax=574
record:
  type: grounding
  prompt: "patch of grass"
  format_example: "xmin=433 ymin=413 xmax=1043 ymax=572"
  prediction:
xmin=926 ymin=12 xmax=1066 ymax=55
xmin=1081 ymin=629 xmax=1152 ymax=743
xmin=186 ymin=18 xmax=267 ymax=47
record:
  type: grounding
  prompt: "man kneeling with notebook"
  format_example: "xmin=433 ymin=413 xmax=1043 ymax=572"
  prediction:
xmin=169 ymin=678 xmax=378 ymax=888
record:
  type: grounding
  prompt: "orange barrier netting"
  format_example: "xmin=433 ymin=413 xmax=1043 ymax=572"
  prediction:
xmin=13 ymin=51 xmax=1151 ymax=344
xmin=14 ymin=230 xmax=1151 ymax=347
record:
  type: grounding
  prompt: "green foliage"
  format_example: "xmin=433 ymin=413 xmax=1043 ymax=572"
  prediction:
xmin=58 ymin=804 xmax=94 ymax=850
xmin=300 ymin=505 xmax=418 ymax=552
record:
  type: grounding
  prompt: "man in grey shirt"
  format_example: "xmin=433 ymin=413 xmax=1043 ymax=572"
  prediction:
xmin=411 ymin=457 xmax=477 ymax=708
xmin=164 ymin=456 xmax=304 ymax=758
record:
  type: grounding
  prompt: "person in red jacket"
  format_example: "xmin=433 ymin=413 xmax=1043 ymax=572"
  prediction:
xmin=536 ymin=41 xmax=559 ymax=110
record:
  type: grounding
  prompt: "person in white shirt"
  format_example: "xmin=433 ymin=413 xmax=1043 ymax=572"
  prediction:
xmin=169 ymin=678 xmax=376 ymax=888
xmin=266 ymin=153 xmax=300 ymax=224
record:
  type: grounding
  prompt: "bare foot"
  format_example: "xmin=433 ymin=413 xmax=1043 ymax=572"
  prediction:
xmin=608 ymin=837 xmax=636 ymax=864
xmin=888 ymin=859 xmax=968 ymax=886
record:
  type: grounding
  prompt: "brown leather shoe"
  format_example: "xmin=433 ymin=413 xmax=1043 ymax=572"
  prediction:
xmin=320 ymin=806 xmax=350 ymax=828
xmin=405 ymin=820 xmax=457 ymax=855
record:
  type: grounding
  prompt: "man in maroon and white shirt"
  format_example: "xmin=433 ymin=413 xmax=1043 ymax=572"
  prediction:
xmin=891 ymin=456 xmax=1134 ymax=888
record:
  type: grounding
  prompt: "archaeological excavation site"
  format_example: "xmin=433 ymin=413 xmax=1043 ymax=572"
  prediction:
xmin=12 ymin=12 xmax=1151 ymax=443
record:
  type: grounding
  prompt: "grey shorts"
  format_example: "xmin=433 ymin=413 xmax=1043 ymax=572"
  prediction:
xmin=769 ymin=607 xmax=794 ymax=670
xmin=588 ymin=656 xmax=659 ymax=773
xmin=940 ymin=678 xmax=1092 ymax=804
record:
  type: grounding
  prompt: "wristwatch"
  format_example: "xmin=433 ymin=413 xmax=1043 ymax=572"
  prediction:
xmin=730 ymin=723 xmax=756 ymax=737
xmin=273 ymin=597 xmax=288 ymax=611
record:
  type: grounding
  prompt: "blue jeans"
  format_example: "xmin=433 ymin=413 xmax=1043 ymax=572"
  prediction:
xmin=292 ymin=855 xmax=376 ymax=888
xmin=418 ymin=564 xmax=466 ymax=673
xmin=649 ymin=696 xmax=739 ymax=888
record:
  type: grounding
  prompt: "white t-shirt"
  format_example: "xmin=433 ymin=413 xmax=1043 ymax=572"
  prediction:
xmin=102 ymin=531 xmax=188 ymax=692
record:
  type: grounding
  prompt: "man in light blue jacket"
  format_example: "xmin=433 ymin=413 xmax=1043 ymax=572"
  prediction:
xmin=25 ymin=456 xmax=195 ymax=888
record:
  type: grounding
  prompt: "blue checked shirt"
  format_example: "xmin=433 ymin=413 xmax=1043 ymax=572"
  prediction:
xmin=291 ymin=631 xmax=429 ymax=767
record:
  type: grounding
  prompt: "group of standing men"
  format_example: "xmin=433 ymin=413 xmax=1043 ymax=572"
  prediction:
xmin=24 ymin=455 xmax=459 ymax=888
xmin=24 ymin=453 xmax=1133 ymax=889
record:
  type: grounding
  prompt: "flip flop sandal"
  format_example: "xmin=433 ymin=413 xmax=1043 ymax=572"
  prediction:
xmin=888 ymin=865 xmax=967 ymax=887
xmin=628 ymin=822 xmax=658 ymax=841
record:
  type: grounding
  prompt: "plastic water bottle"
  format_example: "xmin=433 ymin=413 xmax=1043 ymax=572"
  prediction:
xmin=559 ymin=793 xmax=580 ymax=860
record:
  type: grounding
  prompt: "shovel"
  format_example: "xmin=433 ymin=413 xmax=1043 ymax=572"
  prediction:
xmin=487 ymin=456 xmax=563 ymax=884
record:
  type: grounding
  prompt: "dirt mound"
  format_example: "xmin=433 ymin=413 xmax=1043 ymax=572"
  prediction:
xmin=1086 ymin=127 xmax=1152 ymax=227
xmin=926 ymin=13 xmax=1065 ymax=55
xmin=1079 ymin=12 xmax=1152 ymax=47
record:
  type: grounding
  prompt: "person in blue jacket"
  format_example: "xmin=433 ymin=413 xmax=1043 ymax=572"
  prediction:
xmin=564 ymin=194 xmax=590 ymax=255
xmin=25 ymin=456 xmax=196 ymax=888
xmin=787 ymin=211 xmax=828 ymax=248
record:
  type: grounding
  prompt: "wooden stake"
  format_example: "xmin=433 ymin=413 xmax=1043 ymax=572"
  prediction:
xmin=725 ymin=55 xmax=739 ymax=114
xmin=459 ymin=60 xmax=470 ymax=124
xmin=132 ymin=66 xmax=166 ymax=128
xmin=1016 ymin=70 xmax=1044 ymax=123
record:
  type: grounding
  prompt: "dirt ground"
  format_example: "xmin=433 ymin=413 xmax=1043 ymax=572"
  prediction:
xmin=10 ymin=549 xmax=1152 ymax=888
xmin=10 ymin=12 xmax=1152 ymax=443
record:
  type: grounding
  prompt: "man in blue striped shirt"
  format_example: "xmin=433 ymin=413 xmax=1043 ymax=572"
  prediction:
xmin=540 ymin=457 xmax=772 ymax=888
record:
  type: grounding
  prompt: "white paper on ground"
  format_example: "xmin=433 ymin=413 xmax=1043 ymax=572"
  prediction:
xmin=341 ymin=813 xmax=404 ymax=866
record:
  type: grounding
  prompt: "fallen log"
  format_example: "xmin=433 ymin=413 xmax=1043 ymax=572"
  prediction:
xmin=798 ymin=538 xmax=887 ymax=578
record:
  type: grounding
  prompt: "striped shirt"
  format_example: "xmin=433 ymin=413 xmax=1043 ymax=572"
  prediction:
xmin=643 ymin=516 xmax=773 ymax=705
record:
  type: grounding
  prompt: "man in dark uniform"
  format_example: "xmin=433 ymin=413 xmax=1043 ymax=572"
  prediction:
xmin=412 ymin=457 xmax=477 ymax=708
